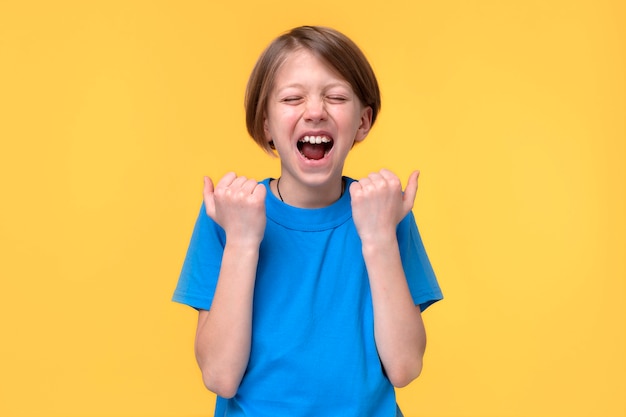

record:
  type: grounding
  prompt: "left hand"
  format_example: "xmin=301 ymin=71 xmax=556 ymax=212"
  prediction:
xmin=350 ymin=169 xmax=419 ymax=242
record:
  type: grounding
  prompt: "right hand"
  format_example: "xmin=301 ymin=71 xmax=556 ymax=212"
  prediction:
xmin=203 ymin=172 xmax=267 ymax=245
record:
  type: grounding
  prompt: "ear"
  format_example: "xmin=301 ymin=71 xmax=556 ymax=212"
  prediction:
xmin=354 ymin=106 xmax=373 ymax=144
xmin=263 ymin=116 xmax=272 ymax=143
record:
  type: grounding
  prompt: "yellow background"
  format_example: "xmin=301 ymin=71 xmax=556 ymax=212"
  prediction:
xmin=1 ymin=0 xmax=624 ymax=416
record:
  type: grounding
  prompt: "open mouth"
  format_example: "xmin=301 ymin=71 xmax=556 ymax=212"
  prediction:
xmin=297 ymin=136 xmax=334 ymax=160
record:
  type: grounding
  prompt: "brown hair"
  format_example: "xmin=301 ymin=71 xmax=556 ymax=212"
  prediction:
xmin=245 ymin=26 xmax=381 ymax=154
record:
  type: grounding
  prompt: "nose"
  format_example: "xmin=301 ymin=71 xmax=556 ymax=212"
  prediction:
xmin=303 ymin=98 xmax=327 ymax=122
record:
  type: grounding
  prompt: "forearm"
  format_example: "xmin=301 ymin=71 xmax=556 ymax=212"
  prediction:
xmin=362 ymin=233 xmax=427 ymax=387
xmin=195 ymin=240 xmax=259 ymax=398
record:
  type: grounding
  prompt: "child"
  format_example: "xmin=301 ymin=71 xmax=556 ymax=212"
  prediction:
xmin=173 ymin=25 xmax=443 ymax=417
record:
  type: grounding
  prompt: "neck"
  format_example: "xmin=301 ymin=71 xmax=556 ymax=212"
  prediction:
xmin=275 ymin=176 xmax=345 ymax=208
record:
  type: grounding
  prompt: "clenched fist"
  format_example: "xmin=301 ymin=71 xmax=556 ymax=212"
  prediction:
xmin=350 ymin=169 xmax=419 ymax=243
xmin=203 ymin=172 xmax=267 ymax=246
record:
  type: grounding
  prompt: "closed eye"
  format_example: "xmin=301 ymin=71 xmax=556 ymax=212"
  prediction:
xmin=326 ymin=96 xmax=348 ymax=104
xmin=281 ymin=96 xmax=303 ymax=104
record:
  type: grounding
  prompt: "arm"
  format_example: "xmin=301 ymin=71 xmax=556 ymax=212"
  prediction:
xmin=194 ymin=173 xmax=266 ymax=398
xmin=350 ymin=169 xmax=426 ymax=387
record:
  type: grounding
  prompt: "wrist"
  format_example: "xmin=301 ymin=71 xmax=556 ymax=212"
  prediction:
xmin=224 ymin=235 xmax=263 ymax=252
xmin=360 ymin=232 xmax=397 ymax=254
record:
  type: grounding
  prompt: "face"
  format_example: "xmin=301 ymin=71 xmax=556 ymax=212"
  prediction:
xmin=263 ymin=48 xmax=372 ymax=193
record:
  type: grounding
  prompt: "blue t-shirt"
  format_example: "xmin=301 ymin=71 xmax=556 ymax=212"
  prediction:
xmin=173 ymin=177 xmax=443 ymax=417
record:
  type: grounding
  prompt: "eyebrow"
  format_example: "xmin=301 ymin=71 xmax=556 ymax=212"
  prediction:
xmin=274 ymin=81 xmax=352 ymax=93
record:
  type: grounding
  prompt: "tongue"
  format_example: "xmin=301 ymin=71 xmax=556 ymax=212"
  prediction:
xmin=301 ymin=143 xmax=326 ymax=160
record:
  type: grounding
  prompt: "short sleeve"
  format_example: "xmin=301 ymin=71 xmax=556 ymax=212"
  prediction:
xmin=172 ymin=203 xmax=226 ymax=310
xmin=397 ymin=211 xmax=443 ymax=311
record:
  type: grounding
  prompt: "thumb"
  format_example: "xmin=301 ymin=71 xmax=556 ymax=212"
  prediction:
xmin=402 ymin=170 xmax=420 ymax=215
xmin=203 ymin=176 xmax=216 ymax=218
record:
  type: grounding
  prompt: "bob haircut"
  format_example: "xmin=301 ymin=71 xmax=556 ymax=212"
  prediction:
xmin=245 ymin=26 xmax=382 ymax=154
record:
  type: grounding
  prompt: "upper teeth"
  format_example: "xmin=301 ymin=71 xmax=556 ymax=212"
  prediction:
xmin=301 ymin=136 xmax=331 ymax=144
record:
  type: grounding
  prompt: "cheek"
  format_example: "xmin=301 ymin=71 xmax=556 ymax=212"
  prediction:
xmin=333 ymin=108 xmax=362 ymax=131
xmin=280 ymin=107 xmax=300 ymax=119
xmin=271 ymin=109 xmax=300 ymax=130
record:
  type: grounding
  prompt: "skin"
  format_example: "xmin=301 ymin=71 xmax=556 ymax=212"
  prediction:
xmin=262 ymin=48 xmax=371 ymax=208
xmin=194 ymin=48 xmax=427 ymax=398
